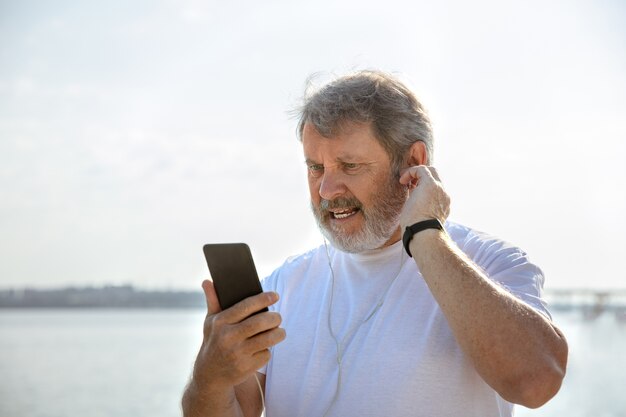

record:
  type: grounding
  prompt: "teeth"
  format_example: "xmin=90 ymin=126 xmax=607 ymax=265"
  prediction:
xmin=332 ymin=209 xmax=357 ymax=219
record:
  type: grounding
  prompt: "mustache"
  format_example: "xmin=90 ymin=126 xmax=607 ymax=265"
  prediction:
xmin=319 ymin=196 xmax=363 ymax=212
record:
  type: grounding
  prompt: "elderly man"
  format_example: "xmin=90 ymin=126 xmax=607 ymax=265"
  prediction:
xmin=182 ymin=70 xmax=568 ymax=417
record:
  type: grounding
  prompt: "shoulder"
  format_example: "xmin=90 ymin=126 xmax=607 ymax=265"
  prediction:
xmin=446 ymin=220 xmax=550 ymax=318
xmin=261 ymin=245 xmax=327 ymax=291
xmin=446 ymin=220 xmax=532 ymax=273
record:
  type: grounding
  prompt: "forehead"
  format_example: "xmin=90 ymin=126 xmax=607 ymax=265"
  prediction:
xmin=301 ymin=121 xmax=389 ymax=162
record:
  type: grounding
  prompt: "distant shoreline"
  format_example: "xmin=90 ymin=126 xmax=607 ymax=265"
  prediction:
xmin=1 ymin=285 xmax=625 ymax=311
xmin=0 ymin=285 xmax=205 ymax=309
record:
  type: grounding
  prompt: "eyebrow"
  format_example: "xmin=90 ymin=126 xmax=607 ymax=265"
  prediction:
xmin=304 ymin=154 xmax=368 ymax=165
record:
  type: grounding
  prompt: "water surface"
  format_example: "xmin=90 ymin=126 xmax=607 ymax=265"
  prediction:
xmin=0 ymin=309 xmax=623 ymax=417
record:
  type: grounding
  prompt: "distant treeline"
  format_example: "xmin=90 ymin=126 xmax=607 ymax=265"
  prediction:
xmin=0 ymin=285 xmax=206 ymax=308
xmin=2 ymin=285 xmax=625 ymax=312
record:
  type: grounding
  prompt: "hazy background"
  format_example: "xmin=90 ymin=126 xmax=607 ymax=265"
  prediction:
xmin=1 ymin=0 xmax=625 ymax=291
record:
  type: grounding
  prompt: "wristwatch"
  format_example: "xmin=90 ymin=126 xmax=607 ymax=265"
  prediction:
xmin=402 ymin=219 xmax=444 ymax=257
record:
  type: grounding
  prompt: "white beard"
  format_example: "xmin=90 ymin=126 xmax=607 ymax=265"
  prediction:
xmin=311 ymin=173 xmax=408 ymax=253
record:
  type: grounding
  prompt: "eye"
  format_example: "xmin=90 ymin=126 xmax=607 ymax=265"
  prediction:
xmin=342 ymin=162 xmax=361 ymax=173
xmin=307 ymin=164 xmax=324 ymax=178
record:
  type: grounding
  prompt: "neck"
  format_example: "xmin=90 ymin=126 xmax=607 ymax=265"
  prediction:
xmin=378 ymin=226 xmax=402 ymax=249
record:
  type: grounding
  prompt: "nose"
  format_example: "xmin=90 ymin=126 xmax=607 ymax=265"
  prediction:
xmin=318 ymin=169 xmax=347 ymax=201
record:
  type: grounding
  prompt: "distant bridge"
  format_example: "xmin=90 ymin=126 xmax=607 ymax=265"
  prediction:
xmin=544 ymin=288 xmax=626 ymax=319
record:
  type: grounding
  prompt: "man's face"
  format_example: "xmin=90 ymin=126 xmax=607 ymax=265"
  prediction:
xmin=302 ymin=122 xmax=408 ymax=253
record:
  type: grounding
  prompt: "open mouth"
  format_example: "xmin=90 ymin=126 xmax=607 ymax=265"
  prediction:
xmin=330 ymin=207 xmax=360 ymax=220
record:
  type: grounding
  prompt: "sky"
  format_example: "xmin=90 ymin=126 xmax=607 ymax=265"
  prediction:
xmin=0 ymin=0 xmax=625 ymax=290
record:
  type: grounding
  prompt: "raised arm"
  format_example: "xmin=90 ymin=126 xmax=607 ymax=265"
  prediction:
xmin=399 ymin=165 xmax=568 ymax=408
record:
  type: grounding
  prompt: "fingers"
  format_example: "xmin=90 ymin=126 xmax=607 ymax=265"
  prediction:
xmin=399 ymin=165 xmax=440 ymax=188
xmin=195 ymin=283 xmax=285 ymax=389
xmin=209 ymin=312 xmax=285 ymax=355
xmin=243 ymin=326 xmax=287 ymax=355
xmin=237 ymin=311 xmax=283 ymax=338
xmin=429 ymin=166 xmax=442 ymax=182
xmin=208 ymin=311 xmax=285 ymax=379
xmin=202 ymin=279 xmax=222 ymax=315
xmin=220 ymin=291 xmax=279 ymax=325
xmin=202 ymin=278 xmax=278 ymax=323
xmin=398 ymin=164 xmax=450 ymax=228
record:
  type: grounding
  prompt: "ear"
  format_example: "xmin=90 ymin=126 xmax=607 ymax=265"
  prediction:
xmin=406 ymin=141 xmax=428 ymax=166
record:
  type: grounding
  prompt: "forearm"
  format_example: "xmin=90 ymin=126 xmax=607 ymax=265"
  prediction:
xmin=409 ymin=229 xmax=568 ymax=407
xmin=182 ymin=378 xmax=244 ymax=417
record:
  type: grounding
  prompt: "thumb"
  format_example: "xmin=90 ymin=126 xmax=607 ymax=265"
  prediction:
xmin=202 ymin=279 xmax=222 ymax=315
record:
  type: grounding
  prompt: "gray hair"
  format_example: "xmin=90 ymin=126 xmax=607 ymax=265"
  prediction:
xmin=296 ymin=70 xmax=434 ymax=170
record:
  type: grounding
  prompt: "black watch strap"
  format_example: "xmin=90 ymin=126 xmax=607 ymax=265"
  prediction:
xmin=402 ymin=219 xmax=444 ymax=257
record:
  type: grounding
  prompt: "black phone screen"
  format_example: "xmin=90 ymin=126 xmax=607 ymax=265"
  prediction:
xmin=202 ymin=243 xmax=268 ymax=313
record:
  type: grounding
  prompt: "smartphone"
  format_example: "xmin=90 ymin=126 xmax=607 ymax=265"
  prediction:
xmin=202 ymin=243 xmax=268 ymax=313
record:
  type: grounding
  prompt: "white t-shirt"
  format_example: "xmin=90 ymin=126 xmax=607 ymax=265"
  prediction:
xmin=260 ymin=221 xmax=549 ymax=417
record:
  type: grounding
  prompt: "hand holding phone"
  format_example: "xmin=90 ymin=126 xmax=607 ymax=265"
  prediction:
xmin=190 ymin=243 xmax=284 ymax=411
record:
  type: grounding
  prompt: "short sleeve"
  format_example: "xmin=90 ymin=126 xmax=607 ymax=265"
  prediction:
xmin=456 ymin=228 xmax=552 ymax=320
xmin=257 ymin=268 xmax=282 ymax=375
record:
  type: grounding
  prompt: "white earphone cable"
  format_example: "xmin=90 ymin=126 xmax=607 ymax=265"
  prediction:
xmin=321 ymin=240 xmax=405 ymax=417
xmin=254 ymin=372 xmax=265 ymax=411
